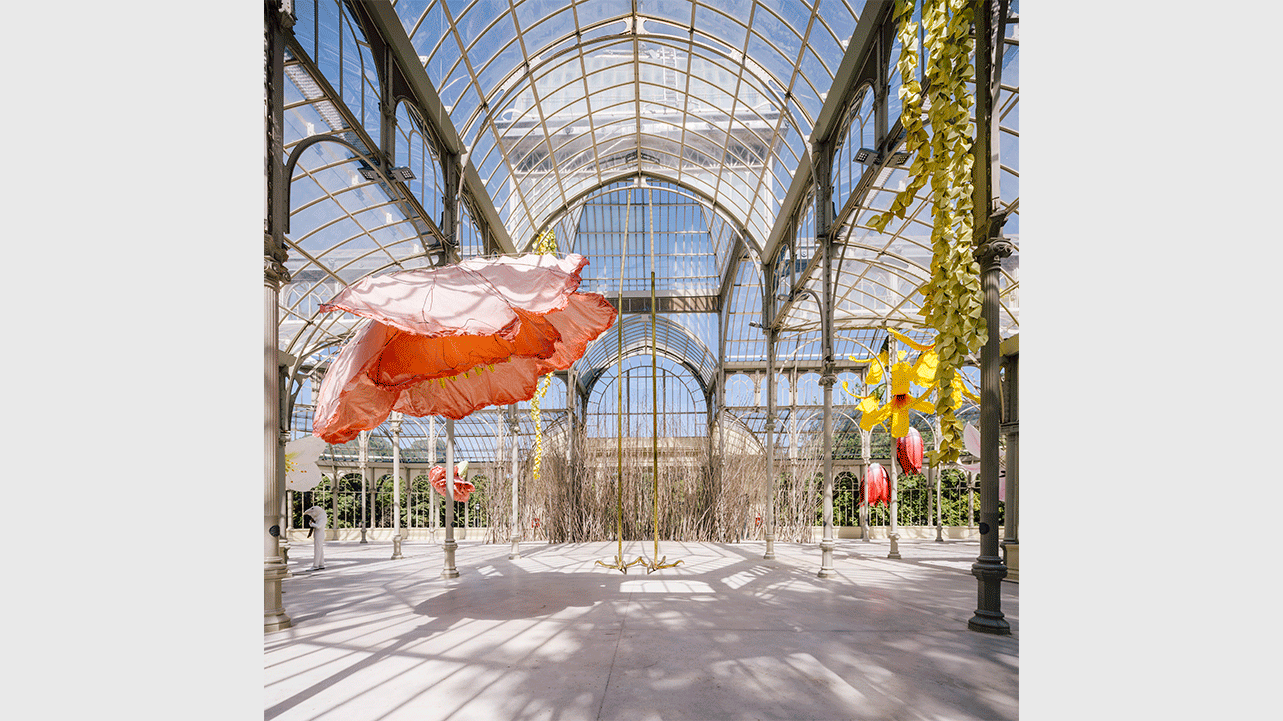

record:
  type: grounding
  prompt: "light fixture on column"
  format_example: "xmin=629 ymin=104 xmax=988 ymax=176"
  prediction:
xmin=854 ymin=148 xmax=877 ymax=164
xmin=359 ymin=166 xmax=416 ymax=182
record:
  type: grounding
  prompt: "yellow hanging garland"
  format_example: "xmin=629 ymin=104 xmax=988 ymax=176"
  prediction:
xmin=865 ymin=0 xmax=984 ymax=464
xmin=528 ymin=229 xmax=558 ymax=483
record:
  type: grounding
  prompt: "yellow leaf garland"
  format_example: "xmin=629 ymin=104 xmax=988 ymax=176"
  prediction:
xmin=527 ymin=228 xmax=559 ymax=483
xmin=864 ymin=0 xmax=985 ymax=464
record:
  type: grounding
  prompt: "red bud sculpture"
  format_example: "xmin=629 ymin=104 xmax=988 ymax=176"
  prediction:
xmin=896 ymin=426 xmax=924 ymax=475
xmin=863 ymin=463 xmax=890 ymax=506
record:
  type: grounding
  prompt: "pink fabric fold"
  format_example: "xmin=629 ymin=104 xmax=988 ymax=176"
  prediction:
xmin=320 ymin=254 xmax=590 ymax=337
xmin=313 ymin=255 xmax=615 ymax=444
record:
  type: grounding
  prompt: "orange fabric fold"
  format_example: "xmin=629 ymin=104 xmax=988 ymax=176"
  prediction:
xmin=312 ymin=255 xmax=616 ymax=444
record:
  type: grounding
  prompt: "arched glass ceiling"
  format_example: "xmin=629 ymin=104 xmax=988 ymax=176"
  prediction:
xmin=394 ymin=0 xmax=860 ymax=250
xmin=276 ymin=1 xmax=1019 ymax=401
xmin=279 ymin=41 xmax=443 ymax=360
xmin=577 ymin=313 xmax=718 ymax=397
xmin=552 ymin=177 xmax=741 ymax=297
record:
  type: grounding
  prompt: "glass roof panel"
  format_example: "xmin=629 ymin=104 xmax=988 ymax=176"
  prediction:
xmin=393 ymin=0 xmax=850 ymax=253
xmin=578 ymin=314 xmax=719 ymax=396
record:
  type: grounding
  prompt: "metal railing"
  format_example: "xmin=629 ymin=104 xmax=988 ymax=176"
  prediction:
xmin=289 ymin=474 xmax=491 ymax=531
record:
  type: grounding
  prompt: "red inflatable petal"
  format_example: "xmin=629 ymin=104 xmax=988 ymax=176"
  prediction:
xmin=896 ymin=427 xmax=924 ymax=475
xmin=864 ymin=463 xmax=890 ymax=506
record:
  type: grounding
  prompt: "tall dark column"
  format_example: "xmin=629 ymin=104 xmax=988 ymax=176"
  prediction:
xmin=967 ymin=0 xmax=1013 ymax=635
xmin=968 ymin=240 xmax=1013 ymax=634
xmin=813 ymin=140 xmax=836 ymax=579
xmin=263 ymin=0 xmax=294 ymax=634
xmin=764 ymin=324 xmax=777 ymax=560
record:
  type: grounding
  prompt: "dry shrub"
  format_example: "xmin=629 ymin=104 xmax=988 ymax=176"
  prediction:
xmin=483 ymin=414 xmax=825 ymax=544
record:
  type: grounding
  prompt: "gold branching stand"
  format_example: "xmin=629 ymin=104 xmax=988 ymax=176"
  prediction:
xmin=598 ymin=205 xmax=645 ymax=574
xmin=641 ymin=271 xmax=681 ymax=574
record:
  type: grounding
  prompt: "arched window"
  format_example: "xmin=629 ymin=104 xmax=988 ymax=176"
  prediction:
xmin=395 ymin=101 xmax=445 ymax=235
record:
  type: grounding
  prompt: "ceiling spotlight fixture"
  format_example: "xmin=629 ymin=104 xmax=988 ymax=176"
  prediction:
xmin=888 ymin=151 xmax=911 ymax=166
xmin=359 ymin=166 xmax=416 ymax=182
xmin=854 ymin=148 xmax=876 ymax=164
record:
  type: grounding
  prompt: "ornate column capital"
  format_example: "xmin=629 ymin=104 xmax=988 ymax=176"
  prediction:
xmin=818 ymin=372 xmax=837 ymax=388
xmin=973 ymin=238 xmax=1015 ymax=267
xmin=268 ymin=0 xmax=296 ymax=30
xmin=265 ymin=256 xmax=290 ymax=286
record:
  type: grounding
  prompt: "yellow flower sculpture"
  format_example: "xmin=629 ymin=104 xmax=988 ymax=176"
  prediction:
xmin=843 ymin=329 xmax=979 ymax=439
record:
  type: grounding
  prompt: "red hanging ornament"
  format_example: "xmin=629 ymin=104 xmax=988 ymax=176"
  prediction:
xmin=863 ymin=463 xmax=890 ymax=506
xmin=428 ymin=463 xmax=475 ymax=502
xmin=896 ymin=426 xmax=924 ymax=475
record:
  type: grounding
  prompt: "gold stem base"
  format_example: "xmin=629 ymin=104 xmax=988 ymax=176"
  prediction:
xmin=642 ymin=556 xmax=683 ymax=574
xmin=596 ymin=555 xmax=647 ymax=574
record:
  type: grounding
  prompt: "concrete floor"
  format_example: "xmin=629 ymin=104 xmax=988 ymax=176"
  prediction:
xmin=266 ymin=537 xmax=1018 ymax=720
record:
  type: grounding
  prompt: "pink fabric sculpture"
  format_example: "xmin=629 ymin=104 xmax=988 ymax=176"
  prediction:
xmin=962 ymin=423 xmax=1007 ymax=499
xmin=896 ymin=426 xmax=924 ymax=475
xmin=863 ymin=463 xmax=890 ymax=506
xmin=428 ymin=464 xmax=474 ymax=503
xmin=312 ymin=254 xmax=616 ymax=444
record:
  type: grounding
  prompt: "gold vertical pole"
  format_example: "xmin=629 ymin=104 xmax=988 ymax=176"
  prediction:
xmin=652 ymin=271 xmax=659 ymax=563
xmin=598 ymin=184 xmax=643 ymax=572
xmin=645 ymin=194 xmax=679 ymax=572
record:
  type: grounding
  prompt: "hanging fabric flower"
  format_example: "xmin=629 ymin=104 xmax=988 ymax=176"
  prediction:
xmin=428 ymin=461 xmax=474 ymax=502
xmin=311 ymin=253 xmax=615 ymax=444
xmin=285 ymin=435 xmax=327 ymax=492
xmin=885 ymin=329 xmax=980 ymax=410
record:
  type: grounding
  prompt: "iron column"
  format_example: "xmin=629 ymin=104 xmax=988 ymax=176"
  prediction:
xmin=442 ymin=418 xmax=459 ymax=578
xmin=967 ymin=0 xmax=1011 ymax=635
xmin=764 ymin=329 xmax=777 ymax=559
xmin=1001 ymin=347 xmax=1019 ymax=576
xmin=390 ymin=412 xmax=403 ymax=559
xmin=886 ymin=333 xmax=901 ymax=559
xmin=263 ymin=0 xmax=295 ymax=634
xmin=508 ymin=405 xmax=521 ymax=559
xmin=358 ymin=430 xmax=369 ymax=543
